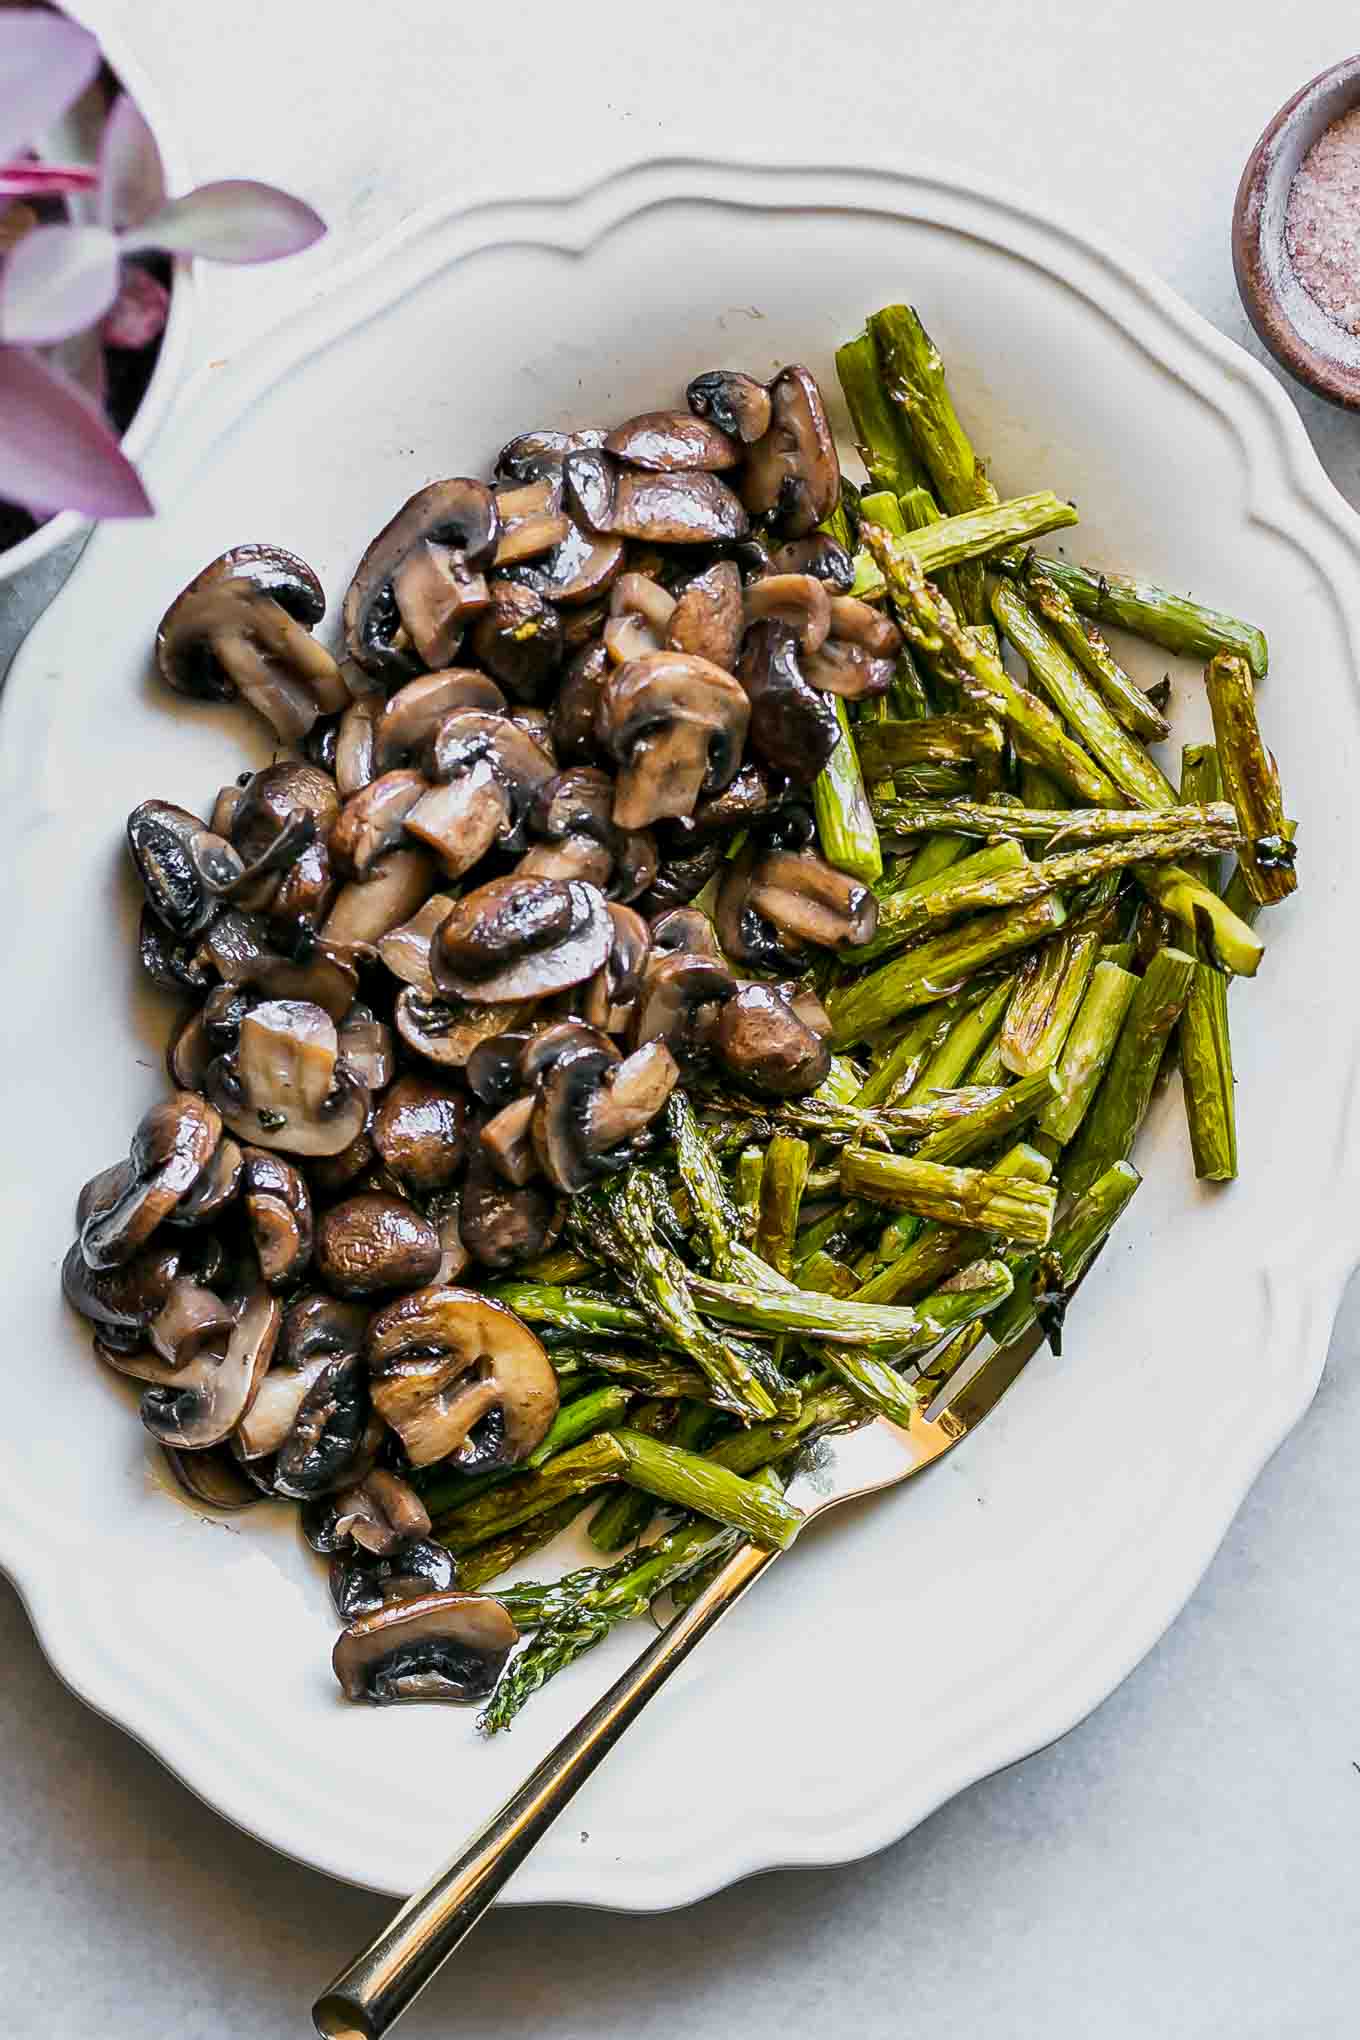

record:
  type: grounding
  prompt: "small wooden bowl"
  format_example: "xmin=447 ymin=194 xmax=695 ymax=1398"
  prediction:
xmin=1234 ymin=54 xmax=1360 ymax=409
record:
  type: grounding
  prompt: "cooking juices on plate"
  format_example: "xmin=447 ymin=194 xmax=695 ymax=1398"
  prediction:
xmin=59 ymin=305 xmax=1294 ymax=1729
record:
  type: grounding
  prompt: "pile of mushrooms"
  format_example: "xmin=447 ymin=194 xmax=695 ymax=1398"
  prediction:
xmin=63 ymin=360 xmax=887 ymax=1708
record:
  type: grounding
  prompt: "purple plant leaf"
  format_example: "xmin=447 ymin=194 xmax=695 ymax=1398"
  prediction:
xmin=0 ymin=346 xmax=151 ymax=519
xmin=97 ymin=94 xmax=166 ymax=231
xmin=101 ymin=264 xmax=170 ymax=350
xmin=0 ymin=224 xmax=120 ymax=346
xmin=122 ymin=180 xmax=326 ymax=263
xmin=0 ymin=13 xmax=101 ymax=163
xmin=0 ymin=163 xmax=99 ymax=198
xmin=49 ymin=324 xmax=107 ymax=410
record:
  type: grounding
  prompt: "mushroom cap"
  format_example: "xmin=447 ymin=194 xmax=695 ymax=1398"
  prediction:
xmin=239 ymin=1146 xmax=314 ymax=1290
xmin=247 ymin=1326 xmax=371 ymax=1499
xmin=372 ymin=1074 xmax=468 ymax=1192
xmin=232 ymin=761 xmax=339 ymax=861
xmin=769 ymin=533 xmax=856 ymax=590
xmin=631 ymin=949 xmax=736 ymax=1060
xmin=393 ymin=987 xmax=540 ymax=1068
xmin=458 ymin=1152 xmax=554 ymax=1270
xmin=533 ymin=1034 xmax=679 ymax=1192
xmin=565 ymin=450 xmax=749 ymax=547
xmin=431 ymin=876 xmax=611 ymax=1005
xmin=605 ymin=409 xmax=740 ymax=472
xmin=155 ymin=545 xmax=345 ymax=741
xmin=372 ymin=668 xmax=507 ymax=774
xmin=202 ymin=909 xmax=360 ymax=1021
xmin=743 ymin=572 xmax=833 ymax=654
xmin=648 ymin=905 xmax=722 ymax=960
xmin=665 ymin=560 xmax=744 ymax=669
xmin=161 ymin=1444 xmax=261 ymax=1512
xmin=315 ymin=1193 xmax=442 ymax=1297
xmin=466 ymin=1032 xmax=536 ymax=1108
xmin=686 ymin=759 xmax=787 ymax=838
xmin=746 ymin=847 xmax=879 ymax=953
xmin=469 ymin=578 xmax=565 ymax=700
xmin=367 ymin=1284 xmax=559 ymax=1471
xmin=501 ymin=521 xmax=626 ymax=606
xmin=126 ymin=800 xmax=244 ymax=938
xmin=330 ymin=1536 xmax=457 ymax=1622
xmin=78 ymin=1093 xmax=224 ymax=1270
xmin=343 ymin=478 xmax=502 ymax=682
xmin=596 ymin=650 xmax=749 ymax=830
xmin=582 ymin=902 xmax=652 ymax=1034
xmin=737 ymin=619 xmax=841 ymax=783
xmin=639 ymin=836 xmax=725 ymax=911
xmin=165 ymin=1134 xmax=244 ymax=1227
xmin=332 ymin=1590 xmax=519 ymax=1705
xmin=739 ymin=364 xmax=840 ymax=538
xmin=550 ymin=641 xmax=610 ymax=764
xmin=715 ymin=842 xmax=802 ymax=972
xmin=686 ymin=368 xmax=773 ymax=445
xmin=494 ymin=427 xmax=605 ymax=481
xmin=713 ymin=982 xmax=832 ymax=1097
xmin=139 ymin=1284 xmax=281 ymax=1451
xmin=205 ymin=999 xmax=371 ymax=1157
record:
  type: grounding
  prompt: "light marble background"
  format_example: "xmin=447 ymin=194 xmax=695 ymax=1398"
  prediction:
xmin=4 ymin=2 xmax=1360 ymax=2034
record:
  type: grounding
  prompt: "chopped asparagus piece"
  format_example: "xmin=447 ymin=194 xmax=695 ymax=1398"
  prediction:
xmin=1204 ymin=651 xmax=1297 ymax=905
xmin=1038 ymin=960 xmax=1139 ymax=1145
xmin=612 ymin=1429 xmax=803 ymax=1550
xmin=872 ymin=798 xmax=1239 ymax=850
xmin=986 ymin=1161 xmax=1142 ymax=1351
xmin=904 ymin=977 xmax=1014 ymax=1100
xmin=913 ymin=1067 xmax=1059 ymax=1165
xmin=840 ymin=1148 xmax=1057 ymax=1246
xmin=1064 ymin=947 xmax=1196 ymax=1194
xmin=999 ymin=926 xmax=1101 ymax=1075
xmin=815 ymin=695 xmax=884 ymax=883
xmin=1176 ymin=744 xmax=1237 ymax=1181
xmin=755 ymin=1135 xmax=811 ymax=1278
xmin=827 ymin=894 xmax=1069 ymax=1047
xmin=836 ymin=332 xmax=926 ymax=496
xmin=853 ymin=1141 xmax=1053 ymax=1305
xmin=1134 ymin=864 xmax=1264 ymax=976
xmin=1029 ymin=556 xmax=1268 ymax=678
xmin=1019 ymin=559 xmax=1171 ymax=742
xmin=666 ymin=1090 xmax=742 ymax=1276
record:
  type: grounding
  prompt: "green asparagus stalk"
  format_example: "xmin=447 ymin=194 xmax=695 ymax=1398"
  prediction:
xmin=518 ymin=1246 xmax=597 ymax=1284
xmin=997 ymin=926 xmax=1101 ymax=1075
xmin=815 ymin=694 xmax=884 ymax=883
xmin=863 ymin=527 xmax=1118 ymax=804
xmin=870 ymin=797 xmax=1239 ymax=848
xmin=456 ymin=1494 xmax=606 ymax=1593
xmin=1133 ymin=863 xmax=1264 ymax=977
xmin=1064 ymin=948 xmax=1196 ymax=1195
xmin=682 ymin=1260 xmax=999 ymax=1355
xmin=853 ymin=1002 xmax=957 ymax=1106
xmin=827 ymin=893 xmax=1069 ymax=1047
xmin=1098 ymin=941 xmax=1136 ymax=968
xmin=1204 ymin=651 xmax=1296 ymax=905
xmin=666 ymin=1090 xmax=742 ymax=1276
xmin=733 ymin=1146 xmax=764 ymax=1226
xmin=897 ymin=832 xmax=970 ymax=885
xmin=436 ymin=1433 xmax=631 ymax=1553
xmin=586 ymin=1398 xmax=673 ymax=1553
xmin=861 ymin=839 xmax=1027 ymax=962
xmin=755 ymin=1135 xmax=811 ymax=1279
xmin=1024 ymin=555 xmax=1268 ymax=678
xmin=1037 ymin=960 xmax=1139 ymax=1145
xmin=985 ymin=1160 xmax=1142 ymax=1352
xmin=1176 ymin=744 xmax=1237 ymax=1181
xmin=490 ymin=1282 xmax=650 ymax=1342
xmin=913 ymin=1067 xmax=1059 ymax=1165
xmin=836 ymin=332 xmax=926 ymax=496
xmin=416 ymin=1384 xmax=635 ymax=1516
xmin=853 ymin=1142 xmax=1053 ymax=1305
xmin=889 ymin=482 xmax=971 ymax=618
xmin=611 ymin=1429 xmax=802 ymax=1550
xmin=1019 ymin=559 xmax=1171 ymax=742
xmin=840 ymin=1147 xmax=1057 ymax=1246
xmin=695 ymin=1082 xmax=1000 ymax=1147
xmin=856 ymin=712 xmax=1005 ymax=777
xmin=796 ymin=1249 xmax=861 ymax=1298
xmin=991 ymin=579 xmax=1176 ymax=808
xmin=707 ymin=1380 xmax=866 ymax=1475
xmin=555 ymin=1345 xmax=711 ymax=1401
xmin=904 ymin=977 xmax=1014 ymax=1100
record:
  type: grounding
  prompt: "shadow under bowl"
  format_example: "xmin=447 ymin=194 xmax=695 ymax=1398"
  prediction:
xmin=1233 ymin=53 xmax=1360 ymax=410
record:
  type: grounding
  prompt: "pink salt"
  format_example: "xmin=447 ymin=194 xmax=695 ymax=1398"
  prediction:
xmin=1286 ymin=105 xmax=1360 ymax=334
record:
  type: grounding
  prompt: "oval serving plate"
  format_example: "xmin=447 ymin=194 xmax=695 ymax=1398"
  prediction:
xmin=2 ymin=159 xmax=1359 ymax=1907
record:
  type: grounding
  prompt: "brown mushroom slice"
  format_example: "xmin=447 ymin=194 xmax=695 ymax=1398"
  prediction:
xmin=209 ymin=781 xmax=246 ymax=838
xmin=533 ymin=1036 xmax=679 ymax=1192
xmin=393 ymin=987 xmax=538 ymax=1069
xmin=800 ymin=638 xmax=895 ymax=700
xmin=265 ymin=1294 xmax=372 ymax=1497
xmin=240 ymin=1146 xmax=314 ymax=1290
xmin=459 ymin=1153 xmax=554 ymax=1271
xmin=739 ymin=365 xmax=840 ymax=538
xmin=140 ymin=1284 xmax=280 ymax=1451
xmin=640 ymin=837 xmax=725 ymax=910
xmin=479 ymin=1093 xmax=538 ymax=1186
xmin=335 ymin=694 xmax=383 ymax=797
xmin=493 ymin=476 xmax=572 ymax=566
xmin=648 ymin=905 xmax=722 ymax=960
xmin=565 ymin=450 xmax=749 ymax=546
xmin=551 ymin=641 xmax=609 ymax=764
xmin=582 ymin=903 xmax=651 ymax=1033
xmin=233 ymin=760 xmax=338 ymax=859
xmin=367 ymin=1285 xmax=559 ymax=1470
xmin=469 ymin=578 xmax=564 ymax=702
xmin=331 ymin=769 xmax=430 ymax=878
xmin=466 ymin=1032 xmax=535 ymax=1109
xmin=377 ymin=893 xmax=458 ymax=998
xmin=371 ymin=668 xmax=507 ymax=774
xmin=715 ymin=842 xmax=802 ymax=972
xmin=332 ymin=1590 xmax=518 ymax=1706
xmin=372 ymin=1075 xmax=468 ymax=1192
xmin=746 ymin=848 xmax=879 ymax=952
xmin=315 ymin=1192 xmax=441 ymax=1297
xmin=156 ymin=545 xmax=347 ymax=742
xmin=406 ymin=709 xmax=555 ymax=876
xmin=322 ymin=847 xmax=438 ymax=951
xmin=202 ymin=910 xmax=359 ymax=1022
xmin=769 ymin=533 xmax=856 ymax=590
xmin=147 ymin=1278 xmax=239 ymax=1367
xmin=337 ymin=1005 xmax=396 ymax=1093
xmin=431 ymin=877 xmax=611 ymax=1004
xmin=62 ymin=1237 xmax=203 ymax=1351
xmin=516 ymin=767 xmax=615 ymax=889
xmin=782 ymin=980 xmax=833 ymax=1040
xmin=234 ymin=1344 xmax=333 ymax=1458
xmin=605 ymin=409 xmax=740 ymax=472
xmin=507 ymin=519 xmax=626 ymax=606
xmin=602 ymin=572 xmax=677 ymax=666
xmin=428 ymin=1193 xmax=469 ymax=1286
xmin=344 ymin=479 xmax=502 ymax=682
xmin=78 ymin=1093 xmax=224 ymax=1270
xmin=743 ymin=572 xmax=833 ymax=653
xmin=330 ymin=1538 xmax=456 ymax=1622
xmin=686 ymin=369 xmax=773 ymax=445
xmin=167 ymin=1136 xmax=244 ymax=1228
xmin=666 ymin=560 xmax=744 ymax=668
xmin=714 ymin=982 xmax=831 ymax=1096
xmin=596 ymin=651 xmax=749 ymax=830
xmin=687 ymin=759 xmax=785 ymax=838
xmin=126 ymin=801 xmax=246 ymax=938
xmin=205 ymin=999 xmax=370 ymax=1157
xmin=325 ymin=1468 xmax=432 ymax=1555
xmin=161 ymin=1444 xmax=260 ymax=1511
xmin=631 ymin=950 xmax=736 ymax=1062
xmin=737 ymin=619 xmax=840 ymax=783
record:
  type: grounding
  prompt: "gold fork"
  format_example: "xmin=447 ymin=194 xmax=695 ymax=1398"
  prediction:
xmin=314 ymin=1320 xmax=1053 ymax=2040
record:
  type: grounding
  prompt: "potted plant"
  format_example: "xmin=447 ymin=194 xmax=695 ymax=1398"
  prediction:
xmin=0 ymin=4 xmax=324 ymax=585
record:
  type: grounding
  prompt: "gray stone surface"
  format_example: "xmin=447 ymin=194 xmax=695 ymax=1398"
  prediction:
xmin=6 ymin=3 xmax=1360 ymax=2033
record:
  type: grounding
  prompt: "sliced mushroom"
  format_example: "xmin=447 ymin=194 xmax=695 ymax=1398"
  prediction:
xmin=596 ymin=651 xmax=749 ymax=830
xmin=478 ymin=1093 xmax=538 ymax=1186
xmin=769 ymin=533 xmax=856 ymax=590
xmin=315 ymin=1192 xmax=442 ymax=1297
xmin=465 ymin=1033 xmax=535 ymax=1109
xmin=648 ymin=905 xmax=722 ymax=959
xmin=156 ymin=545 xmax=347 ymax=742
xmin=605 ymin=409 xmax=740 ymax=472
xmin=202 ymin=910 xmax=360 ymax=1021
xmin=459 ymin=1152 xmax=554 ymax=1270
xmin=403 ymin=708 xmax=556 ymax=878
xmin=632 ymin=949 xmax=736 ymax=1062
xmin=469 ymin=578 xmax=564 ymax=700
xmin=551 ymin=640 xmax=610 ymax=764
xmin=146 ymin=1277 xmax=239 ymax=1367
xmin=335 ymin=694 xmax=383 ymax=797
xmin=666 ymin=559 xmax=744 ymax=668
xmin=737 ymin=619 xmax=840 ymax=782
xmin=501 ymin=520 xmax=626 ymax=606
xmin=582 ymin=903 xmax=651 ymax=1033
xmin=372 ymin=1075 xmax=468 ymax=1192
xmin=492 ymin=474 xmax=572 ymax=566
xmin=565 ymin=450 xmax=749 ymax=546
xmin=161 ymin=1444 xmax=260 ymax=1512
xmin=77 ymin=1093 xmax=224 ymax=1270
xmin=258 ymin=1293 xmax=372 ymax=1496
xmin=315 ymin=1467 xmax=432 ymax=1557
xmin=715 ymin=842 xmax=799 ymax=972
xmin=332 ymin=1590 xmax=518 ymax=1706
xmin=494 ymin=427 xmax=606 ymax=481
xmin=431 ymin=877 xmax=611 ymax=1004
xmin=140 ymin=1284 xmax=281 ymax=1451
xmin=602 ymin=572 xmax=676 ymax=666
xmin=240 ymin=1147 xmax=314 ymax=1290
xmin=393 ymin=987 xmax=539 ymax=1068
xmin=746 ymin=848 xmax=879 ymax=954
xmin=743 ymin=572 xmax=832 ymax=654
xmin=230 ymin=762 xmax=339 ymax=942
xmin=306 ymin=1125 xmax=378 ymax=1197
xmin=322 ymin=848 xmax=438 ymax=951
xmin=205 ymin=999 xmax=370 ymax=1157
xmin=686 ymin=369 xmax=773 ymax=445
xmin=63 ymin=1237 xmax=208 ymax=1351
xmin=801 ymin=593 xmax=902 ymax=699
xmin=343 ymin=479 xmax=502 ymax=680
xmin=139 ymin=907 xmax=215 ymax=996
xmin=331 ymin=769 xmax=429 ymax=878
xmin=739 ymin=365 xmax=840 ymax=537
xmin=517 ymin=766 xmax=654 ymax=897
xmin=166 ymin=1135 xmax=243 ymax=1226
xmin=126 ymin=802 xmax=246 ymax=939
xmin=713 ymin=981 xmax=831 ymax=1096
xmin=372 ymin=668 xmax=508 ymax=774
xmin=532 ymin=1032 xmax=680 ymax=1191
xmin=686 ymin=759 xmax=785 ymax=837
xmin=330 ymin=1537 xmax=457 ymax=1621
xmin=640 ymin=836 xmax=725 ymax=910
xmin=367 ymin=1285 xmax=559 ymax=1470
xmin=428 ymin=1192 xmax=469 ymax=1286
xmin=337 ymin=1005 xmax=395 ymax=1093
xmin=377 ymin=892 xmax=458 ymax=998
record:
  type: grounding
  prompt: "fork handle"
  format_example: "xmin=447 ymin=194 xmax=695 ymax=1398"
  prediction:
xmin=313 ymin=1537 xmax=778 ymax=2040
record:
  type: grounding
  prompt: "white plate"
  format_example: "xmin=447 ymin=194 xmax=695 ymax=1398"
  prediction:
xmin=2 ymin=159 xmax=1358 ymax=1908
